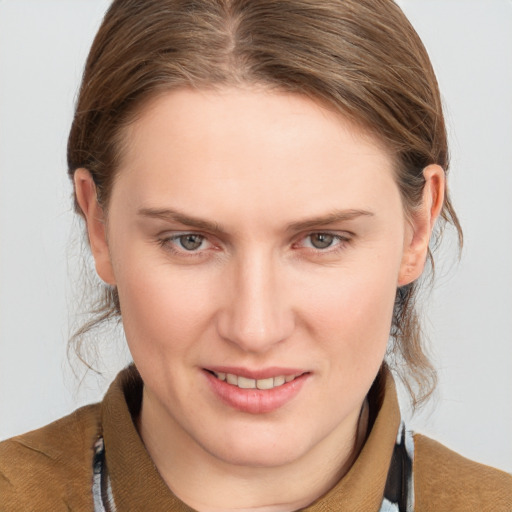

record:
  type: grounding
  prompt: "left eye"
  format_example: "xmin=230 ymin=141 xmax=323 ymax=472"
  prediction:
xmin=303 ymin=233 xmax=343 ymax=250
xmin=173 ymin=234 xmax=206 ymax=251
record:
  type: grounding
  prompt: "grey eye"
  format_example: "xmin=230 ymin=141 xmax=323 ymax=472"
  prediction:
xmin=178 ymin=234 xmax=204 ymax=251
xmin=309 ymin=233 xmax=335 ymax=249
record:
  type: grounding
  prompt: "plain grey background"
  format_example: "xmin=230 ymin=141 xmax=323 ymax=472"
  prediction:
xmin=1 ymin=0 xmax=511 ymax=473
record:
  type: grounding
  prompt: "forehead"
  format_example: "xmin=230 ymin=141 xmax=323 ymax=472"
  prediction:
xmin=112 ymin=87 xmax=400 ymax=227
xmin=123 ymin=86 xmax=390 ymax=162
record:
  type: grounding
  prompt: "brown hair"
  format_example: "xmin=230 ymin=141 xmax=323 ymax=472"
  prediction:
xmin=68 ymin=0 xmax=462 ymax=408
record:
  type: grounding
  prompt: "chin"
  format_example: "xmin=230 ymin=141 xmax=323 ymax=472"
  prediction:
xmin=196 ymin=420 xmax=319 ymax=469
xmin=211 ymin=441 xmax=304 ymax=468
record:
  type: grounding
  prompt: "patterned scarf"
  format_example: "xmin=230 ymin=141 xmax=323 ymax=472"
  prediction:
xmin=92 ymin=422 xmax=415 ymax=512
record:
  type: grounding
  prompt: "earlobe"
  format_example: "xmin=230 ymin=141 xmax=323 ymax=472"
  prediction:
xmin=398 ymin=164 xmax=445 ymax=286
xmin=74 ymin=169 xmax=116 ymax=285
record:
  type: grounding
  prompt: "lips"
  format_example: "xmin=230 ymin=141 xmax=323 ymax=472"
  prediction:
xmin=204 ymin=367 xmax=310 ymax=414
xmin=211 ymin=370 xmax=300 ymax=390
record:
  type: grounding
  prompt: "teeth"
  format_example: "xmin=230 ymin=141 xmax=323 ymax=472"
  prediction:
xmin=274 ymin=376 xmax=286 ymax=386
xmin=256 ymin=377 xmax=274 ymax=390
xmin=212 ymin=371 xmax=299 ymax=389
xmin=238 ymin=376 xmax=256 ymax=389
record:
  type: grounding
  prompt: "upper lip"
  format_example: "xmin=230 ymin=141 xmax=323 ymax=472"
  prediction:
xmin=204 ymin=366 xmax=308 ymax=380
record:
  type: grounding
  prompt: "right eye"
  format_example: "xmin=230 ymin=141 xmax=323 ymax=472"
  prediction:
xmin=173 ymin=234 xmax=206 ymax=251
xmin=158 ymin=232 xmax=212 ymax=255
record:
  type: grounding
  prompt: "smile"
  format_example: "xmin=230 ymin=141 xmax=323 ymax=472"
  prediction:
xmin=204 ymin=367 xmax=310 ymax=413
xmin=211 ymin=371 xmax=300 ymax=390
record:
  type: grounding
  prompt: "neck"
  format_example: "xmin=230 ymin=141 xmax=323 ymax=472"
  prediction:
xmin=137 ymin=389 xmax=369 ymax=512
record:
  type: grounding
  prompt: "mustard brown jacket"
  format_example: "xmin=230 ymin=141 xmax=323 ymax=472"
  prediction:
xmin=1 ymin=367 xmax=511 ymax=511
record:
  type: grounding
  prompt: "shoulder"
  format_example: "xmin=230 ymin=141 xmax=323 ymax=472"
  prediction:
xmin=414 ymin=433 xmax=512 ymax=512
xmin=0 ymin=403 xmax=101 ymax=512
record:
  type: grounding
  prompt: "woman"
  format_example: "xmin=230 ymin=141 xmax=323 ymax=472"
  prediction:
xmin=1 ymin=0 xmax=511 ymax=510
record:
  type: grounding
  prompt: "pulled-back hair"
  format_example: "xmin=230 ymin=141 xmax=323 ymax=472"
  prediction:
xmin=68 ymin=0 xmax=462 ymax=408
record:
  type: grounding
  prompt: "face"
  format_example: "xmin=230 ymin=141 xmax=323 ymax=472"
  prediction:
xmin=78 ymin=87 xmax=435 ymax=469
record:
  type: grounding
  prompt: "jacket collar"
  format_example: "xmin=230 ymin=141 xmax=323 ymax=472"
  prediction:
xmin=102 ymin=366 xmax=400 ymax=511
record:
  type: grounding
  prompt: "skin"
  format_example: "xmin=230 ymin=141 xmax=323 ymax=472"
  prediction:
xmin=75 ymin=87 xmax=444 ymax=512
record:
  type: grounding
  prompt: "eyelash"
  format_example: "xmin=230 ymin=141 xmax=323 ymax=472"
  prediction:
xmin=157 ymin=231 xmax=351 ymax=258
xmin=156 ymin=234 xmax=210 ymax=259
xmin=296 ymin=233 xmax=350 ymax=252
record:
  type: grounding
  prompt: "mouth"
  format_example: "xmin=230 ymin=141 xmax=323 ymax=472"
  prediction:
xmin=206 ymin=370 xmax=304 ymax=390
xmin=204 ymin=367 xmax=310 ymax=413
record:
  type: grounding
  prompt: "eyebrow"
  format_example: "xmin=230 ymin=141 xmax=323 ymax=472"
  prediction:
xmin=285 ymin=209 xmax=374 ymax=232
xmin=138 ymin=207 xmax=226 ymax=234
xmin=138 ymin=207 xmax=374 ymax=234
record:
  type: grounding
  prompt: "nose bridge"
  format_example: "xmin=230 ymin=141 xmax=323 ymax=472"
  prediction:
xmin=218 ymin=247 xmax=293 ymax=352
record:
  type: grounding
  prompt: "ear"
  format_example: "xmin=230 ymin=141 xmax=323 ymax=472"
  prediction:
xmin=398 ymin=164 xmax=445 ymax=287
xmin=74 ymin=169 xmax=116 ymax=285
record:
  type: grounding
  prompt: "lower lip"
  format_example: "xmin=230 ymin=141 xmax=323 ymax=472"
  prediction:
xmin=204 ymin=371 xmax=309 ymax=414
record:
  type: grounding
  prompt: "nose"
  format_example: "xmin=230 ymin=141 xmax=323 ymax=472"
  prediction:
xmin=216 ymin=251 xmax=295 ymax=354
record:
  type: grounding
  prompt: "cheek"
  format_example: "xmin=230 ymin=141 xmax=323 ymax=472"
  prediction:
xmin=298 ymin=257 xmax=399 ymax=369
xmin=114 ymin=254 xmax=218 ymax=358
